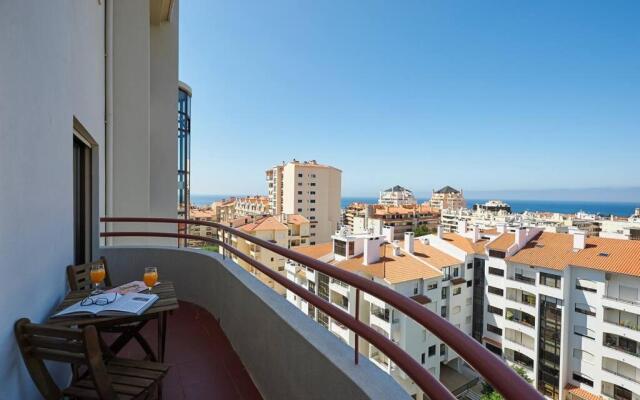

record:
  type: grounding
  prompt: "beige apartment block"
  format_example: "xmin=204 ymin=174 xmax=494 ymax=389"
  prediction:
xmin=235 ymin=195 xmax=271 ymax=218
xmin=278 ymin=214 xmax=311 ymax=247
xmin=429 ymin=186 xmax=466 ymax=211
xmin=266 ymin=160 xmax=341 ymax=245
xmin=210 ymin=198 xmax=236 ymax=222
xmin=350 ymin=204 xmax=440 ymax=240
xmin=187 ymin=208 xmax=216 ymax=247
xmin=224 ymin=216 xmax=289 ymax=294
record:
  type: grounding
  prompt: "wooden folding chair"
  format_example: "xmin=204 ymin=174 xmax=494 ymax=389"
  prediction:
xmin=15 ymin=318 xmax=169 ymax=400
xmin=66 ymin=257 xmax=113 ymax=291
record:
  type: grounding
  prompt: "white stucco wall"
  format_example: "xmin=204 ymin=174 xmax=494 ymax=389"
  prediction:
xmin=0 ymin=1 xmax=106 ymax=398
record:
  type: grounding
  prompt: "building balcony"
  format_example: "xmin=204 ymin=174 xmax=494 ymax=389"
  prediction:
xmin=330 ymin=278 xmax=350 ymax=297
xmin=506 ymin=274 xmax=536 ymax=287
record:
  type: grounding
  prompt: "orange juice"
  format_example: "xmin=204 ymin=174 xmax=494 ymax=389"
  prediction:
xmin=143 ymin=271 xmax=158 ymax=288
xmin=90 ymin=268 xmax=106 ymax=284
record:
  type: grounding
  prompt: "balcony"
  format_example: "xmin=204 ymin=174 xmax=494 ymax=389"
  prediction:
xmin=99 ymin=245 xmax=406 ymax=399
xmin=507 ymin=272 xmax=536 ymax=286
xmin=93 ymin=217 xmax=544 ymax=400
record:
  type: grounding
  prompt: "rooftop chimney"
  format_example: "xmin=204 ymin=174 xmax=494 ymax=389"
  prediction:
xmin=472 ymin=225 xmax=480 ymax=243
xmin=363 ymin=238 xmax=381 ymax=265
xmin=573 ymin=231 xmax=586 ymax=250
xmin=437 ymin=225 xmax=444 ymax=238
xmin=497 ymin=223 xmax=506 ymax=234
xmin=515 ymin=227 xmax=527 ymax=247
xmin=383 ymin=225 xmax=395 ymax=243
xmin=404 ymin=232 xmax=415 ymax=254
xmin=458 ymin=220 xmax=468 ymax=234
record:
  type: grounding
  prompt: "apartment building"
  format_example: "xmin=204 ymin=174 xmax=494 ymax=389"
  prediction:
xmin=266 ymin=160 xmax=341 ymax=244
xmin=285 ymin=227 xmax=483 ymax=398
xmin=210 ymin=197 xmax=236 ymax=222
xmin=429 ymin=186 xmax=466 ymax=211
xmin=343 ymin=202 xmax=366 ymax=227
xmin=350 ymin=204 xmax=439 ymax=240
xmin=379 ymin=185 xmax=417 ymax=206
xmin=473 ymin=200 xmax=512 ymax=214
xmin=234 ymin=195 xmax=271 ymax=218
xmin=187 ymin=208 xmax=216 ymax=247
xmin=286 ymin=218 xmax=640 ymax=400
xmin=278 ymin=214 xmax=311 ymax=247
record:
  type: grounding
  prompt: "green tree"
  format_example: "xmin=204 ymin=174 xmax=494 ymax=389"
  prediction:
xmin=412 ymin=224 xmax=433 ymax=237
xmin=481 ymin=366 xmax=532 ymax=400
xmin=201 ymin=244 xmax=219 ymax=253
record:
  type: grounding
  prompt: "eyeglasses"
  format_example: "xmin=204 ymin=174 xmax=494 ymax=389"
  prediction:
xmin=81 ymin=293 xmax=118 ymax=307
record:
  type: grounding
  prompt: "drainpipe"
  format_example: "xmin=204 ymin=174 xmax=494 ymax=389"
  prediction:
xmin=104 ymin=0 xmax=113 ymax=246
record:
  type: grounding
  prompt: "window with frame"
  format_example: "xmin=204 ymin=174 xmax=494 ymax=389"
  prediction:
xmin=487 ymin=323 xmax=502 ymax=335
xmin=575 ymin=303 xmax=596 ymax=317
xmin=467 ymin=280 xmax=473 ymax=287
xmin=540 ymin=272 xmax=561 ymax=288
xmin=576 ymin=278 xmax=597 ymax=293
xmin=572 ymin=372 xmax=593 ymax=387
xmin=487 ymin=305 xmax=503 ymax=316
xmin=453 ymin=287 xmax=462 ymax=296
xmin=428 ymin=345 xmax=436 ymax=357
xmin=427 ymin=282 xmax=438 ymax=290
xmin=488 ymin=267 xmax=504 ymax=277
xmin=506 ymin=308 xmax=535 ymax=327
xmin=488 ymin=286 xmax=504 ymax=296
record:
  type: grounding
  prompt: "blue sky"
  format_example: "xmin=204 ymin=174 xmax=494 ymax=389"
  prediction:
xmin=179 ymin=0 xmax=640 ymax=199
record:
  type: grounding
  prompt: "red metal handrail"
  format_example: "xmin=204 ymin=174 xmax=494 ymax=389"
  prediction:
xmin=101 ymin=217 xmax=543 ymax=400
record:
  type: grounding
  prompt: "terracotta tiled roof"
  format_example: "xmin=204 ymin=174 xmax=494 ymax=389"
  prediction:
xmin=508 ymin=232 xmax=574 ymax=270
xmin=509 ymin=232 xmax=640 ymax=277
xmin=487 ymin=233 xmax=515 ymax=252
xmin=441 ymin=233 xmax=488 ymax=255
xmin=239 ymin=216 xmax=287 ymax=232
xmin=190 ymin=209 xmax=215 ymax=219
xmin=286 ymin=214 xmax=309 ymax=225
xmin=564 ymin=384 xmax=602 ymax=400
xmin=291 ymin=242 xmax=333 ymax=259
xmin=412 ymin=240 xmax=464 ymax=268
xmin=333 ymin=244 xmax=443 ymax=284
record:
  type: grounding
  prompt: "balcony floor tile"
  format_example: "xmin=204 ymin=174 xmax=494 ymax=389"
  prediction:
xmin=116 ymin=301 xmax=263 ymax=400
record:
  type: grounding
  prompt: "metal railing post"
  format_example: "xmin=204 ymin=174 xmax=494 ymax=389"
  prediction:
xmin=355 ymin=288 xmax=360 ymax=365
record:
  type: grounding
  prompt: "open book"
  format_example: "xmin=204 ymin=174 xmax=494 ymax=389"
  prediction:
xmin=53 ymin=292 xmax=158 ymax=318
xmin=107 ymin=281 xmax=154 ymax=295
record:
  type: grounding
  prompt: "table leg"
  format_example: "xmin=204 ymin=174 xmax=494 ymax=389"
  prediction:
xmin=158 ymin=312 xmax=168 ymax=362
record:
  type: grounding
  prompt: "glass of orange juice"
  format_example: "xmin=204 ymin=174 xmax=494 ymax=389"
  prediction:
xmin=144 ymin=267 xmax=158 ymax=293
xmin=90 ymin=264 xmax=106 ymax=294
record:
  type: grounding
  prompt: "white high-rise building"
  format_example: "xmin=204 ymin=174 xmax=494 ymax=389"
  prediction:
xmin=286 ymin=221 xmax=640 ymax=400
xmin=378 ymin=185 xmax=417 ymax=206
xmin=266 ymin=160 xmax=341 ymax=244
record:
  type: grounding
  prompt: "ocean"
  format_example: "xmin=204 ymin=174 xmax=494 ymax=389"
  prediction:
xmin=190 ymin=194 xmax=639 ymax=217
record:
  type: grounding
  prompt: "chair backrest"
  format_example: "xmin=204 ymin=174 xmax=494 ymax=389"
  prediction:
xmin=66 ymin=256 xmax=112 ymax=291
xmin=14 ymin=318 xmax=117 ymax=400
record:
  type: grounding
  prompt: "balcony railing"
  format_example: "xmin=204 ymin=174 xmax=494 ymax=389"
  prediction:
xmin=101 ymin=216 xmax=543 ymax=400
xmin=604 ymin=294 xmax=640 ymax=306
